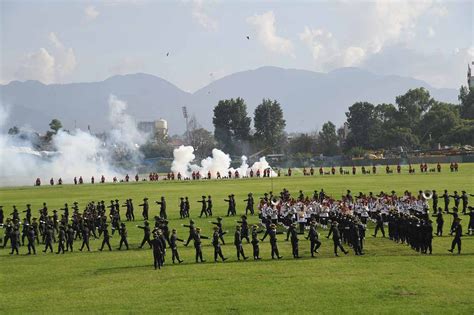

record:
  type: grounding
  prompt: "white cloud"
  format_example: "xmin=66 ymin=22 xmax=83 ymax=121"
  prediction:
xmin=13 ymin=33 xmax=76 ymax=84
xmin=84 ymin=5 xmax=100 ymax=21
xmin=191 ymin=0 xmax=218 ymax=31
xmin=247 ymin=11 xmax=294 ymax=56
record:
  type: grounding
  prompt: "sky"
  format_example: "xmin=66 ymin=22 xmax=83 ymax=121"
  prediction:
xmin=0 ymin=0 xmax=473 ymax=92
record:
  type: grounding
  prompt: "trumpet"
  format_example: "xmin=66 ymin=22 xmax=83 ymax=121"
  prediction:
xmin=422 ymin=190 xmax=433 ymax=200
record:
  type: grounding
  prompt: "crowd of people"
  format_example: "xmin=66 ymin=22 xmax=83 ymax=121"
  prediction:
xmin=33 ymin=162 xmax=458 ymax=187
xmin=1 ymin=187 xmax=472 ymax=269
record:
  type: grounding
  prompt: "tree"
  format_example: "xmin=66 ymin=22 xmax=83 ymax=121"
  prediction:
xmin=189 ymin=128 xmax=216 ymax=158
xmin=212 ymin=98 xmax=251 ymax=154
xmin=287 ymin=134 xmax=316 ymax=155
xmin=458 ymin=86 xmax=474 ymax=119
xmin=253 ymin=99 xmax=286 ymax=151
xmin=8 ymin=126 xmax=19 ymax=135
xmin=395 ymin=88 xmax=433 ymax=131
xmin=318 ymin=121 xmax=339 ymax=156
xmin=344 ymin=102 xmax=378 ymax=150
xmin=419 ymin=102 xmax=460 ymax=146
xmin=49 ymin=119 xmax=63 ymax=133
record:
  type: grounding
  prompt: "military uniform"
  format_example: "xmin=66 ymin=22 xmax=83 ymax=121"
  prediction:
xmin=234 ymin=226 xmax=248 ymax=260
xmin=306 ymin=222 xmax=321 ymax=257
xmin=138 ymin=221 xmax=152 ymax=249
xmin=327 ymin=222 xmax=348 ymax=256
xmin=169 ymin=230 xmax=183 ymax=263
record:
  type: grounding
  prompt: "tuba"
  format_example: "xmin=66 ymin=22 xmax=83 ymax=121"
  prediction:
xmin=422 ymin=190 xmax=433 ymax=200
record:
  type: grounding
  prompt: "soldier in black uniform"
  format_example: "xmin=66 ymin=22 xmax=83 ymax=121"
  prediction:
xmin=225 ymin=195 xmax=233 ymax=216
xmin=179 ymin=197 xmax=186 ymax=219
xmin=234 ymin=225 xmax=248 ymax=260
xmin=372 ymin=211 xmax=385 ymax=237
xmin=10 ymin=225 xmax=20 ymax=255
xmin=198 ymin=196 xmax=207 ymax=218
xmin=288 ymin=223 xmax=301 ymax=258
xmin=2 ymin=218 xmax=12 ymax=248
xmin=21 ymin=217 xmax=29 ymax=245
xmin=155 ymin=196 xmax=167 ymax=219
xmin=151 ymin=232 xmax=164 ymax=270
xmin=448 ymin=217 xmax=462 ymax=254
xmin=23 ymin=204 xmax=32 ymax=223
xmin=212 ymin=226 xmax=227 ymax=262
xmin=169 ymin=229 xmax=184 ymax=264
xmin=211 ymin=217 xmax=226 ymax=245
xmin=138 ymin=221 xmax=152 ymax=249
xmin=432 ymin=190 xmax=438 ymax=213
xmin=237 ymin=215 xmax=250 ymax=243
xmin=193 ymin=227 xmax=208 ymax=263
xmin=79 ymin=225 xmax=91 ymax=251
xmin=26 ymin=225 xmax=36 ymax=255
xmin=306 ymin=221 xmax=321 ymax=257
xmin=183 ymin=219 xmax=196 ymax=246
xmin=269 ymin=224 xmax=283 ymax=259
xmin=184 ymin=197 xmax=190 ymax=217
xmin=432 ymin=208 xmax=444 ymax=236
xmin=327 ymin=221 xmax=348 ymax=256
xmin=139 ymin=198 xmax=149 ymax=221
xmin=66 ymin=224 xmax=75 ymax=252
xmin=244 ymin=193 xmax=254 ymax=215
xmin=207 ymin=196 xmax=213 ymax=216
xmin=464 ymin=207 xmax=473 ymax=235
xmin=117 ymin=223 xmax=129 ymax=250
xmin=43 ymin=224 xmax=54 ymax=253
xmin=349 ymin=219 xmax=363 ymax=255
xmin=251 ymin=225 xmax=263 ymax=260
xmin=99 ymin=223 xmax=112 ymax=251
xmin=56 ymin=225 xmax=66 ymax=254
xmin=461 ymin=191 xmax=469 ymax=214
xmin=442 ymin=190 xmax=450 ymax=213
xmin=450 ymin=191 xmax=461 ymax=210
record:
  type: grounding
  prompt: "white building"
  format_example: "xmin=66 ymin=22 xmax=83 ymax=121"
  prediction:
xmin=138 ymin=119 xmax=168 ymax=138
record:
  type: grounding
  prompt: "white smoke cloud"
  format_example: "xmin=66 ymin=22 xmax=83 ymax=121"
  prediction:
xmin=247 ymin=11 xmax=294 ymax=56
xmin=84 ymin=5 xmax=100 ymax=21
xmin=171 ymin=145 xmax=276 ymax=178
xmin=191 ymin=0 xmax=218 ymax=31
xmin=0 ymin=95 xmax=147 ymax=187
xmin=14 ymin=32 xmax=76 ymax=84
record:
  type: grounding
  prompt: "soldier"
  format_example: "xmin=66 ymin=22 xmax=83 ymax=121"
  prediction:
xmin=461 ymin=191 xmax=469 ymax=214
xmin=183 ymin=219 xmax=196 ymax=246
xmin=372 ymin=211 xmax=385 ymax=237
xmin=211 ymin=217 xmax=226 ymax=245
xmin=306 ymin=221 xmax=321 ymax=258
xmin=99 ymin=223 xmax=112 ymax=251
xmin=26 ymin=225 xmax=36 ymax=255
xmin=442 ymin=190 xmax=450 ymax=213
xmin=422 ymin=220 xmax=433 ymax=255
xmin=139 ymin=198 xmax=149 ymax=221
xmin=179 ymin=197 xmax=186 ymax=219
xmin=156 ymin=196 xmax=167 ymax=219
xmin=432 ymin=190 xmax=438 ymax=213
xmin=23 ymin=204 xmax=32 ymax=223
xmin=169 ymin=229 xmax=184 ymax=264
xmin=66 ymin=224 xmax=75 ymax=252
xmin=448 ymin=218 xmax=462 ymax=254
xmin=269 ymin=224 xmax=283 ymax=259
xmin=327 ymin=221 xmax=348 ymax=257
xmin=79 ymin=225 xmax=91 ymax=251
xmin=193 ymin=227 xmax=208 ymax=263
xmin=237 ymin=215 xmax=250 ymax=243
xmin=225 ymin=195 xmax=233 ymax=216
xmin=432 ymin=208 xmax=444 ymax=236
xmin=212 ymin=226 xmax=227 ymax=262
xmin=56 ymin=225 xmax=66 ymax=254
xmin=450 ymin=191 xmax=461 ymax=210
xmin=198 ymin=196 xmax=207 ymax=218
xmin=118 ymin=223 xmax=129 ymax=250
xmin=288 ymin=223 xmax=301 ymax=259
xmin=151 ymin=232 xmax=164 ymax=270
xmin=464 ymin=207 xmax=474 ymax=236
xmin=10 ymin=225 xmax=20 ymax=255
xmin=234 ymin=225 xmax=248 ymax=260
xmin=43 ymin=224 xmax=54 ymax=253
xmin=21 ymin=217 xmax=29 ymax=245
xmin=243 ymin=193 xmax=254 ymax=216
xmin=184 ymin=197 xmax=190 ymax=217
xmin=251 ymin=225 xmax=263 ymax=260
xmin=138 ymin=221 xmax=152 ymax=249
xmin=207 ymin=195 xmax=213 ymax=217
xmin=350 ymin=219 xmax=363 ymax=255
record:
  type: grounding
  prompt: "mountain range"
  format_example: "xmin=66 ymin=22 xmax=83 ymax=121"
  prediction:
xmin=0 ymin=66 xmax=459 ymax=135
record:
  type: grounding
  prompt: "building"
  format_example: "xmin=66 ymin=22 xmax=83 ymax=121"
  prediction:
xmin=137 ymin=119 xmax=168 ymax=138
xmin=468 ymin=62 xmax=474 ymax=88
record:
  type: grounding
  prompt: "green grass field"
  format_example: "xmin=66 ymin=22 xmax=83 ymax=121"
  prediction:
xmin=0 ymin=164 xmax=473 ymax=314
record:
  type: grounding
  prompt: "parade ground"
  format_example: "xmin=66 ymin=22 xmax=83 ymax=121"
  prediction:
xmin=1 ymin=164 xmax=473 ymax=314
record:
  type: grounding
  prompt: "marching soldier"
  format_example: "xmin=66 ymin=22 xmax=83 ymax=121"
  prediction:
xmin=432 ymin=190 xmax=438 ymax=213
xmin=372 ymin=211 xmax=385 ymax=237
xmin=43 ymin=224 xmax=54 ymax=253
xmin=448 ymin=218 xmax=462 ymax=254
xmin=442 ymin=190 xmax=450 ymax=213
xmin=432 ymin=208 xmax=444 ymax=236
xmin=79 ymin=225 xmax=91 ymax=252
xmin=156 ymin=196 xmax=167 ymax=219
xmin=251 ymin=225 xmax=263 ymax=260
xmin=193 ymin=227 xmax=208 ymax=263
xmin=118 ymin=223 xmax=129 ymax=250
xmin=151 ymin=232 xmax=164 ymax=270
xmin=66 ymin=224 xmax=75 ymax=252
xmin=169 ymin=229 xmax=184 ymax=264
xmin=56 ymin=225 xmax=66 ymax=254
xmin=99 ymin=223 xmax=112 ymax=251
xmin=211 ymin=217 xmax=226 ymax=245
xmin=183 ymin=220 xmax=196 ymax=246
xmin=269 ymin=224 xmax=283 ymax=259
xmin=10 ymin=225 xmax=20 ymax=255
xmin=207 ymin=195 xmax=213 ymax=216
xmin=138 ymin=221 xmax=152 ymax=249
xmin=288 ymin=223 xmax=301 ymax=259
xmin=198 ymin=196 xmax=207 ymax=218
xmin=139 ymin=198 xmax=149 ymax=221
xmin=237 ymin=215 xmax=250 ymax=243
xmin=212 ymin=226 xmax=227 ymax=262
xmin=234 ymin=225 xmax=248 ymax=260
xmin=327 ymin=221 xmax=348 ymax=257
xmin=306 ymin=221 xmax=321 ymax=257
xmin=26 ymin=226 xmax=36 ymax=255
